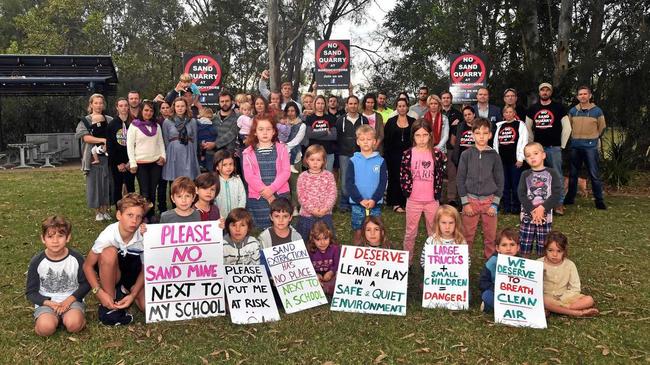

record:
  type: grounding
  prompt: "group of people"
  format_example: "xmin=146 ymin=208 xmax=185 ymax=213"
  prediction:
xmin=27 ymin=75 xmax=606 ymax=335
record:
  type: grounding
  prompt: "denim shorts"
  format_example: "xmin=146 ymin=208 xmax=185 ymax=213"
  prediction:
xmin=34 ymin=301 xmax=85 ymax=319
xmin=351 ymin=204 xmax=382 ymax=230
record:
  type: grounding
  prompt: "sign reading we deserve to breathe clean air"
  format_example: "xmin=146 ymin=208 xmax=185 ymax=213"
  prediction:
xmin=331 ymin=246 xmax=409 ymax=316
xmin=494 ymin=255 xmax=546 ymax=329
xmin=143 ymin=222 xmax=226 ymax=323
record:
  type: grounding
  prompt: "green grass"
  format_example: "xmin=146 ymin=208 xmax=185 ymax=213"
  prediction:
xmin=1 ymin=170 xmax=649 ymax=364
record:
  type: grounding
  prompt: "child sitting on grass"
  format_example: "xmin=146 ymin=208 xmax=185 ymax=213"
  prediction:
xmin=26 ymin=216 xmax=89 ymax=336
xmin=360 ymin=216 xmax=392 ymax=249
xmin=160 ymin=176 xmax=201 ymax=223
xmin=538 ymin=231 xmax=599 ymax=317
xmin=258 ymin=197 xmax=302 ymax=249
xmin=223 ymin=208 xmax=262 ymax=265
xmin=307 ymin=221 xmax=340 ymax=296
xmin=420 ymin=204 xmax=467 ymax=268
xmin=479 ymin=227 xmax=520 ymax=313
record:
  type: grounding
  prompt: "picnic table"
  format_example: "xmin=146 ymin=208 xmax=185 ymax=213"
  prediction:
xmin=7 ymin=143 xmax=35 ymax=169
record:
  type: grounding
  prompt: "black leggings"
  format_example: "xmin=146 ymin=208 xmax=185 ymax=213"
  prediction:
xmin=110 ymin=165 xmax=135 ymax=209
xmin=136 ymin=162 xmax=161 ymax=218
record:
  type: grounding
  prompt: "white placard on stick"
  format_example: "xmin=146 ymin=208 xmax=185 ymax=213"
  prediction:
xmin=422 ymin=244 xmax=469 ymax=310
xmin=143 ymin=221 xmax=226 ymax=323
xmin=494 ymin=255 xmax=547 ymax=329
xmin=224 ymin=265 xmax=280 ymax=324
xmin=331 ymin=246 xmax=409 ymax=316
xmin=263 ymin=240 xmax=327 ymax=314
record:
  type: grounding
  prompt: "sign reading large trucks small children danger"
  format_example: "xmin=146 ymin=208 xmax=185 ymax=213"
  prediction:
xmin=315 ymin=40 xmax=350 ymax=89
xmin=182 ymin=53 xmax=223 ymax=105
xmin=448 ymin=53 xmax=489 ymax=103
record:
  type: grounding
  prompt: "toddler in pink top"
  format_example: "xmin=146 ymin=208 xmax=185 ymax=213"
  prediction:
xmin=296 ymin=144 xmax=337 ymax=241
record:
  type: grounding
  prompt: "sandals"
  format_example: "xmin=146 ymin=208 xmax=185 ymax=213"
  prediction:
xmin=392 ymin=206 xmax=406 ymax=213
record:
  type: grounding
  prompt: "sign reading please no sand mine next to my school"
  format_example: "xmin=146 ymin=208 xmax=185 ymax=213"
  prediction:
xmin=331 ymin=246 xmax=409 ymax=316
xmin=143 ymin=221 xmax=226 ymax=323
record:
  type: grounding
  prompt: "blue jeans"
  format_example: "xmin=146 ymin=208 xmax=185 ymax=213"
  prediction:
xmin=326 ymin=153 xmax=335 ymax=172
xmin=338 ymin=155 xmax=351 ymax=210
xmin=502 ymin=162 xmax=523 ymax=212
xmin=566 ymin=140 xmax=604 ymax=203
xmin=481 ymin=289 xmax=494 ymax=313
xmin=543 ymin=146 xmax=564 ymax=204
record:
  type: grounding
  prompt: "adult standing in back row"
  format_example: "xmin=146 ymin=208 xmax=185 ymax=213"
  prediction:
xmin=473 ymin=87 xmax=502 ymax=137
xmin=526 ymin=83 xmax=571 ymax=215
xmin=384 ymin=98 xmax=415 ymax=213
xmin=565 ymin=85 xmax=607 ymax=210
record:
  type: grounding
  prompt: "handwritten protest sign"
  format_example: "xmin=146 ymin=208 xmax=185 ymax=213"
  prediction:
xmin=263 ymin=240 xmax=327 ymax=314
xmin=143 ymin=222 xmax=226 ymax=323
xmin=331 ymin=246 xmax=409 ymax=316
xmin=422 ymin=244 xmax=469 ymax=310
xmin=494 ymin=255 xmax=547 ymax=328
xmin=224 ymin=265 xmax=280 ymax=324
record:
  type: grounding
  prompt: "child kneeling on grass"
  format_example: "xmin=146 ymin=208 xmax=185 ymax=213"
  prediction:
xmin=26 ymin=216 xmax=89 ymax=336
xmin=539 ymin=231 xmax=599 ymax=317
xmin=83 ymin=193 xmax=149 ymax=325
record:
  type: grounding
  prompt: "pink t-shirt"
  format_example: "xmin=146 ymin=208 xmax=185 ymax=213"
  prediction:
xmin=363 ymin=112 xmax=376 ymax=128
xmin=410 ymin=149 xmax=435 ymax=202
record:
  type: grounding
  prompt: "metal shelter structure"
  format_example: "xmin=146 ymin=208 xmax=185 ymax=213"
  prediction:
xmin=0 ymin=54 xmax=118 ymax=147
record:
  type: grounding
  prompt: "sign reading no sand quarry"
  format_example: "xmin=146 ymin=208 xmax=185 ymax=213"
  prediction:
xmin=315 ymin=40 xmax=351 ymax=89
xmin=448 ymin=53 xmax=489 ymax=103
xmin=182 ymin=53 xmax=223 ymax=105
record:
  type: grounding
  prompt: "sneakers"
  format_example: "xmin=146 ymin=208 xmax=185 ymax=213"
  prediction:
xmin=595 ymin=201 xmax=607 ymax=210
xmin=103 ymin=212 xmax=113 ymax=221
xmin=555 ymin=205 xmax=565 ymax=216
xmin=290 ymin=165 xmax=299 ymax=174
xmin=98 ymin=305 xmax=134 ymax=326
xmin=95 ymin=213 xmax=104 ymax=221
xmin=480 ymin=301 xmax=485 ymax=313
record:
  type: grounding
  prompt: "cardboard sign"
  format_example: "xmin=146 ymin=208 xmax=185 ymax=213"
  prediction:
xmin=182 ymin=52 xmax=223 ymax=105
xmin=448 ymin=53 xmax=489 ymax=103
xmin=331 ymin=246 xmax=409 ymax=316
xmin=422 ymin=244 xmax=469 ymax=310
xmin=143 ymin=222 xmax=226 ymax=323
xmin=263 ymin=240 xmax=327 ymax=314
xmin=314 ymin=40 xmax=350 ymax=89
xmin=224 ymin=265 xmax=280 ymax=324
xmin=494 ymin=255 xmax=547 ymax=329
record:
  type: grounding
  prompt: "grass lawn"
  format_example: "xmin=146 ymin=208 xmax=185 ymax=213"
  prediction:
xmin=0 ymin=169 xmax=649 ymax=364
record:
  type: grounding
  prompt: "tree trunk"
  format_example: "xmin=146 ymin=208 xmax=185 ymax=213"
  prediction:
xmin=268 ymin=0 xmax=280 ymax=91
xmin=553 ymin=0 xmax=572 ymax=88
xmin=578 ymin=0 xmax=604 ymax=85
xmin=517 ymin=0 xmax=540 ymax=90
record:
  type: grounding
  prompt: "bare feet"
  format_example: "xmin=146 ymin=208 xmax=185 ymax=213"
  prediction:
xmin=578 ymin=308 xmax=599 ymax=317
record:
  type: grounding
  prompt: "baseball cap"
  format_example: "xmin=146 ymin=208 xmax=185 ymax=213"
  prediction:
xmin=538 ymin=83 xmax=553 ymax=91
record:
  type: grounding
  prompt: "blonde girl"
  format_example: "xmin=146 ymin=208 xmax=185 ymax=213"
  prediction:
xmin=419 ymin=204 xmax=467 ymax=268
